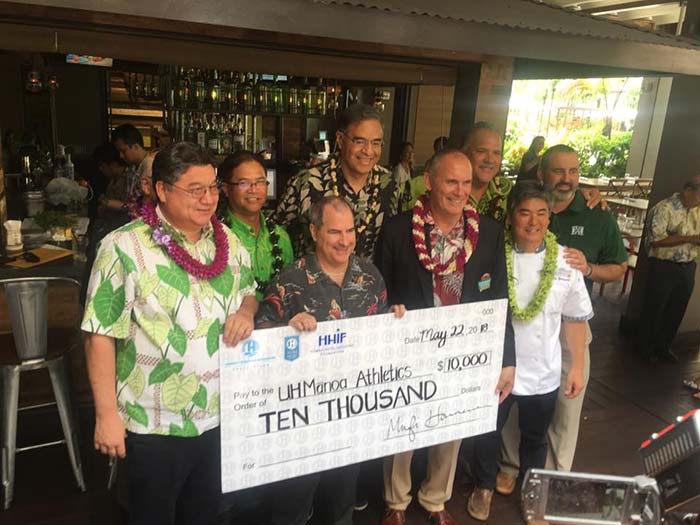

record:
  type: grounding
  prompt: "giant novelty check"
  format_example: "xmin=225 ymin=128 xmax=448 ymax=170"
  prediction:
xmin=220 ymin=299 xmax=507 ymax=492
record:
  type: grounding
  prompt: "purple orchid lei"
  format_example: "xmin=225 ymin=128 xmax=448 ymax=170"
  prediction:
xmin=140 ymin=200 xmax=229 ymax=279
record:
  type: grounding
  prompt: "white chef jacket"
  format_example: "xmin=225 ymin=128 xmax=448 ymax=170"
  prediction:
xmin=511 ymin=243 xmax=593 ymax=396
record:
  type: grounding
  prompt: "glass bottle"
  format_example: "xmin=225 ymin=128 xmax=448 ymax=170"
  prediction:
xmin=219 ymin=116 xmax=232 ymax=154
xmin=316 ymin=78 xmax=328 ymax=116
xmin=300 ymin=77 xmax=311 ymax=115
xmin=194 ymin=69 xmax=206 ymax=110
xmin=206 ymin=116 xmax=220 ymax=153
xmin=195 ymin=115 xmax=207 ymax=148
xmin=209 ymin=70 xmax=221 ymax=112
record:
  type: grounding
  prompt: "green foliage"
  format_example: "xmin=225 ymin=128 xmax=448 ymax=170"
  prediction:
xmin=32 ymin=210 xmax=73 ymax=232
xmin=567 ymin=127 xmax=633 ymax=178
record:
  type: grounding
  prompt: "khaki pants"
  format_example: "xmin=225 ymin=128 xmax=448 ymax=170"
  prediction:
xmin=500 ymin=323 xmax=592 ymax=475
xmin=383 ymin=440 xmax=461 ymax=512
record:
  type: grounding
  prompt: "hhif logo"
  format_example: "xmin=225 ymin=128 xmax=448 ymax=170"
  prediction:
xmin=241 ymin=339 xmax=259 ymax=357
xmin=571 ymin=225 xmax=585 ymax=236
xmin=284 ymin=335 xmax=299 ymax=361
xmin=318 ymin=329 xmax=347 ymax=347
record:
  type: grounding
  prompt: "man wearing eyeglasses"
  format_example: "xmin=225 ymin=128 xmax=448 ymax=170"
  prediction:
xmin=82 ymin=142 xmax=257 ymax=525
xmin=219 ymin=150 xmax=294 ymax=300
xmin=274 ymin=104 xmax=403 ymax=260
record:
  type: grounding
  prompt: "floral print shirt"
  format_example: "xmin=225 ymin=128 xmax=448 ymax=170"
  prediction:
xmin=257 ymin=253 xmax=388 ymax=324
xmin=425 ymin=210 xmax=465 ymax=306
xmin=272 ymin=157 xmax=402 ymax=260
xmin=81 ymin=207 xmax=255 ymax=436
xmin=470 ymin=175 xmax=513 ymax=223
xmin=645 ymin=193 xmax=700 ymax=263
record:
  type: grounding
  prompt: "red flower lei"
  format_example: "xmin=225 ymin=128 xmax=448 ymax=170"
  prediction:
xmin=411 ymin=194 xmax=479 ymax=275
xmin=140 ymin=200 xmax=229 ymax=279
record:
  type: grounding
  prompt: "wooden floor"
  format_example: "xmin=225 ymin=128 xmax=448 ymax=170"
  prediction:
xmin=3 ymin=282 xmax=700 ymax=524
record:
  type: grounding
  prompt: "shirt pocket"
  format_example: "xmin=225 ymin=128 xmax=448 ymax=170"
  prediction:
xmin=544 ymin=280 xmax=568 ymax=317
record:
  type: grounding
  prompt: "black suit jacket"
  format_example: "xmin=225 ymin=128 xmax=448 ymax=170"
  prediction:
xmin=375 ymin=211 xmax=515 ymax=368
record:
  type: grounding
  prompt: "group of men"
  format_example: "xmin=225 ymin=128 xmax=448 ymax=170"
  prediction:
xmin=83 ymin=103 xmax=640 ymax=525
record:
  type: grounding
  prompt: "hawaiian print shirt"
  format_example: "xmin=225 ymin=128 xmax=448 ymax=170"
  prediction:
xmin=272 ymin=157 xmax=402 ymax=260
xmin=470 ymin=175 xmax=513 ymax=223
xmin=81 ymin=207 xmax=255 ymax=436
xmin=425 ymin=210 xmax=465 ymax=306
xmin=645 ymin=193 xmax=700 ymax=263
xmin=257 ymin=253 xmax=388 ymax=324
xmin=224 ymin=209 xmax=294 ymax=300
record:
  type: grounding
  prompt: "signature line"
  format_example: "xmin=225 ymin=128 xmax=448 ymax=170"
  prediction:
xmin=383 ymin=417 xmax=482 ymax=441
xmin=259 ymin=445 xmax=353 ymax=467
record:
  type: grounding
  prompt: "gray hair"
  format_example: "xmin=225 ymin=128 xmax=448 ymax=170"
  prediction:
xmin=426 ymin=148 xmax=470 ymax=179
xmin=309 ymin=196 xmax=354 ymax=229
xmin=507 ymin=180 xmax=553 ymax=216
xmin=337 ymin=104 xmax=384 ymax=132
xmin=462 ymin=121 xmax=499 ymax=150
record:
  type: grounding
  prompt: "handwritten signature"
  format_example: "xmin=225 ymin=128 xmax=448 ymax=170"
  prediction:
xmin=385 ymin=405 xmax=486 ymax=442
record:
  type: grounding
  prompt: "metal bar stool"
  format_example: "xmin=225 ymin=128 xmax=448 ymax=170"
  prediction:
xmin=0 ymin=277 xmax=87 ymax=509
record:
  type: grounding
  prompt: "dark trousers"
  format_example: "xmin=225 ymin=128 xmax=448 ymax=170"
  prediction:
xmin=639 ymin=258 xmax=696 ymax=358
xmin=269 ymin=463 xmax=360 ymax=525
xmin=472 ymin=389 xmax=559 ymax=489
xmin=125 ymin=428 xmax=221 ymax=525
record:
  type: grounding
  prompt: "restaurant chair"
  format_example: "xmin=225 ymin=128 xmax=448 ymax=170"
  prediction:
xmin=0 ymin=277 xmax=86 ymax=509
xmin=607 ymin=178 xmax=632 ymax=197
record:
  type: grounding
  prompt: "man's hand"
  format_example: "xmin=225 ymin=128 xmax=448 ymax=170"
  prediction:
xmin=580 ymin=187 xmax=608 ymax=210
xmin=289 ymin=312 xmax=317 ymax=332
xmin=389 ymin=304 xmax=406 ymax=318
xmin=563 ymin=247 xmax=589 ymax=274
xmin=564 ymin=366 xmax=585 ymax=399
xmin=495 ymin=366 xmax=515 ymax=404
xmin=223 ymin=309 xmax=254 ymax=346
xmin=94 ymin=409 xmax=126 ymax=458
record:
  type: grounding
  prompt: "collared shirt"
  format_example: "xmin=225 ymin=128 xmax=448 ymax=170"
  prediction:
xmin=470 ymin=175 xmax=513 ymax=223
xmin=224 ymin=209 xmax=294 ymax=300
xmin=425 ymin=211 xmax=465 ymax=306
xmin=256 ymin=253 xmax=388 ymax=324
xmin=272 ymin=157 xmax=402 ymax=260
xmin=510 ymin=244 xmax=593 ymax=396
xmin=81 ymin=207 xmax=255 ymax=436
xmin=549 ymin=190 xmax=627 ymax=291
xmin=645 ymin=193 xmax=700 ymax=263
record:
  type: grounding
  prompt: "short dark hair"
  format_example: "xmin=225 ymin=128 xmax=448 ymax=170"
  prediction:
xmin=111 ymin=124 xmax=144 ymax=148
xmin=507 ymin=180 xmax=553 ymax=216
xmin=152 ymin=142 xmax=216 ymax=193
xmin=337 ymin=104 xmax=384 ymax=132
xmin=433 ymin=136 xmax=449 ymax=153
xmin=540 ymin=144 xmax=578 ymax=173
xmin=462 ymin=122 xmax=499 ymax=150
xmin=93 ymin=142 xmax=124 ymax=166
xmin=309 ymin=196 xmax=353 ymax=229
xmin=217 ymin=150 xmax=265 ymax=183
xmin=427 ymin=148 xmax=470 ymax=177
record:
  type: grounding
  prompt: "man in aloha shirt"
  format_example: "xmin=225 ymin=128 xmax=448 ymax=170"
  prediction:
xmin=82 ymin=142 xmax=257 ymax=525
xmin=218 ymin=150 xmax=294 ymax=300
xmin=273 ymin=103 xmax=403 ymax=260
xmin=258 ymin=196 xmax=405 ymax=525
xmin=462 ymin=122 xmax=513 ymax=223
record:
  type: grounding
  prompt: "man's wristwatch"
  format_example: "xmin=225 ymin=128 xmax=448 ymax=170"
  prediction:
xmin=585 ymin=263 xmax=594 ymax=278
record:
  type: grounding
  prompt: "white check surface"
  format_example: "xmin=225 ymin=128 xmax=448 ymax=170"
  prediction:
xmin=220 ymin=299 xmax=507 ymax=492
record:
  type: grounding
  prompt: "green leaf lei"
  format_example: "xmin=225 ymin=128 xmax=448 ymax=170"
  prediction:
xmin=505 ymin=230 xmax=558 ymax=321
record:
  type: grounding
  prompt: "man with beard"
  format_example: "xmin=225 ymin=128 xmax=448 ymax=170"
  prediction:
xmin=274 ymin=104 xmax=402 ymax=260
xmin=495 ymin=145 xmax=627 ymax=497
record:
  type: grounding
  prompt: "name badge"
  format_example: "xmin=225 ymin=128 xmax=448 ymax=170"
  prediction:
xmin=478 ymin=273 xmax=491 ymax=292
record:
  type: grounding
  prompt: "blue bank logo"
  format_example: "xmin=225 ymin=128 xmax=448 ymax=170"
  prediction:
xmin=284 ymin=335 xmax=300 ymax=361
xmin=241 ymin=339 xmax=259 ymax=357
xmin=318 ymin=329 xmax=347 ymax=348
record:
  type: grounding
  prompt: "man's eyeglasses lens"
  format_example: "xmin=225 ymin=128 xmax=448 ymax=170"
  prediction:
xmin=344 ymin=133 xmax=383 ymax=148
xmin=229 ymin=180 xmax=270 ymax=190
xmin=169 ymin=182 xmax=221 ymax=198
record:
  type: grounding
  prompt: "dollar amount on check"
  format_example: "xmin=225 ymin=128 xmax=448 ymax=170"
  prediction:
xmin=219 ymin=299 xmax=507 ymax=492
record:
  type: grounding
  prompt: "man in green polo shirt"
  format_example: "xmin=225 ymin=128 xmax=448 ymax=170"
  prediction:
xmin=497 ymin=144 xmax=627 ymax=493
xmin=219 ymin=151 xmax=294 ymax=299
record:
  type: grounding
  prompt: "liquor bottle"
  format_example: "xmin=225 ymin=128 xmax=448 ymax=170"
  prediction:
xmin=316 ymin=78 xmax=327 ymax=116
xmin=271 ymin=75 xmax=283 ymax=113
xmin=220 ymin=71 xmax=232 ymax=113
xmin=64 ymin=150 xmax=75 ymax=181
xmin=238 ymin=73 xmax=253 ymax=113
xmin=253 ymin=74 xmax=265 ymax=113
xmin=195 ymin=115 xmax=207 ymax=148
xmin=206 ymin=116 xmax=220 ymax=153
xmin=232 ymin=116 xmax=245 ymax=152
xmin=194 ymin=69 xmax=206 ymax=110
xmin=219 ymin=116 xmax=232 ymax=154
xmin=300 ymin=77 xmax=312 ymax=115
xmin=185 ymin=113 xmax=197 ymax=144
xmin=53 ymin=144 xmax=66 ymax=178
xmin=309 ymin=79 xmax=319 ymax=115
xmin=209 ymin=70 xmax=222 ymax=112
xmin=285 ymin=76 xmax=300 ymax=114
xmin=186 ymin=68 xmax=197 ymax=109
